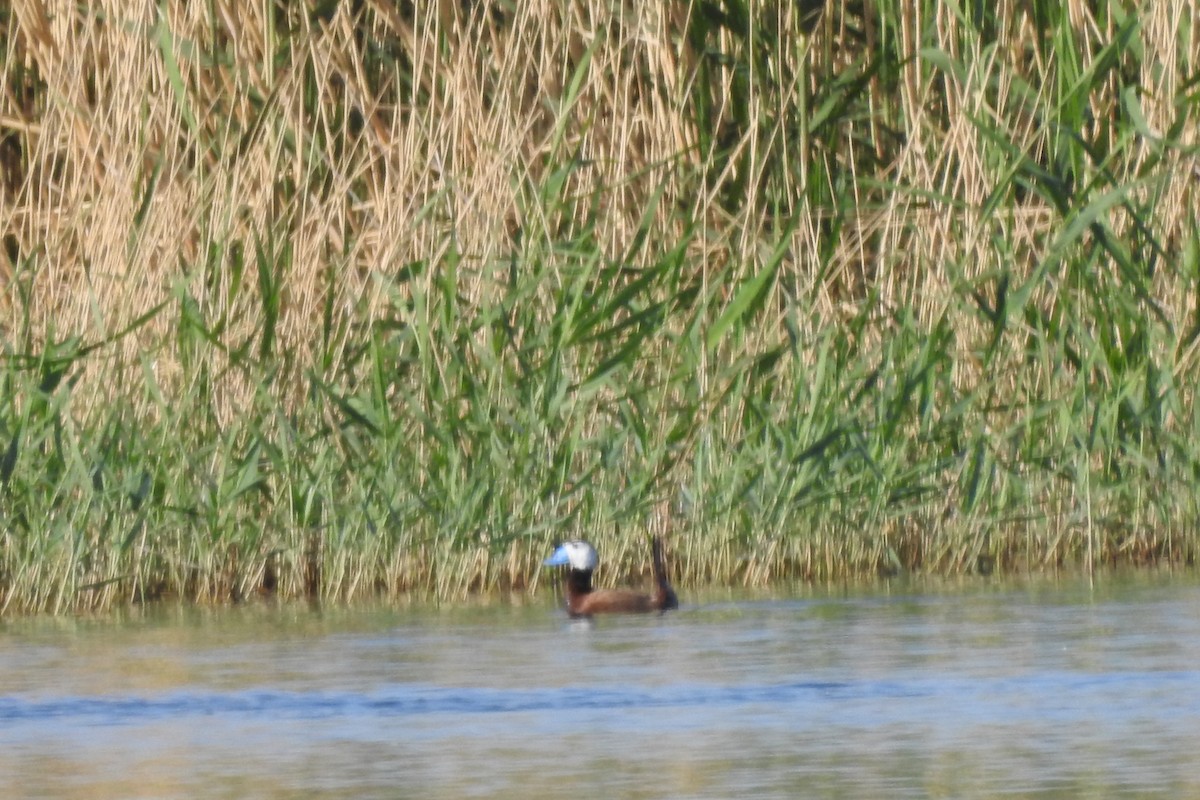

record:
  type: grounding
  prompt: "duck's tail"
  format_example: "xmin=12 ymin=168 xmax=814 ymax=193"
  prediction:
xmin=652 ymin=535 xmax=679 ymax=611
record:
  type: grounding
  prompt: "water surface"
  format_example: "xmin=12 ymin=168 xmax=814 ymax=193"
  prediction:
xmin=3 ymin=573 xmax=1199 ymax=798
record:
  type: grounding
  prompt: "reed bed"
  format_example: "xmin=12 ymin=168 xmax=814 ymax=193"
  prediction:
xmin=1 ymin=0 xmax=1199 ymax=613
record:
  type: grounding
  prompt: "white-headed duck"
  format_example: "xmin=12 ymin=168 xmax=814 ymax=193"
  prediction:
xmin=543 ymin=536 xmax=679 ymax=618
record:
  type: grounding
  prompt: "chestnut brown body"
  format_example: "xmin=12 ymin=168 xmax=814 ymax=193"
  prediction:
xmin=550 ymin=536 xmax=678 ymax=618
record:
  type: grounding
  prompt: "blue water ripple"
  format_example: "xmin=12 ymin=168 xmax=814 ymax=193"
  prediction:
xmin=2 ymin=670 xmax=1195 ymax=728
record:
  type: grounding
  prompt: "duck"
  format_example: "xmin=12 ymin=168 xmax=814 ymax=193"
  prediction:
xmin=543 ymin=536 xmax=679 ymax=618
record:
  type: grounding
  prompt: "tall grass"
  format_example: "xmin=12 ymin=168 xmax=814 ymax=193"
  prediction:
xmin=1 ymin=0 xmax=1199 ymax=613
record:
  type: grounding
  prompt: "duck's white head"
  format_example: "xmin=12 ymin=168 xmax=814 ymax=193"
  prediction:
xmin=543 ymin=540 xmax=599 ymax=571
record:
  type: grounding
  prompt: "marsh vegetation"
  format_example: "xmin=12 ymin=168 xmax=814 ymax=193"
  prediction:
xmin=2 ymin=1 xmax=1199 ymax=612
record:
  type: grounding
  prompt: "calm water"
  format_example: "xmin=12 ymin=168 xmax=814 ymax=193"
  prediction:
xmin=2 ymin=573 xmax=1199 ymax=798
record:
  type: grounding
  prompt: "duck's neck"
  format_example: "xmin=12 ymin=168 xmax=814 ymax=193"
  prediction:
xmin=563 ymin=568 xmax=595 ymax=618
xmin=566 ymin=568 xmax=594 ymax=597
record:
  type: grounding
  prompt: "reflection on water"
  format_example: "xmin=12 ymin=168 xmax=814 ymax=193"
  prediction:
xmin=3 ymin=573 xmax=1200 ymax=798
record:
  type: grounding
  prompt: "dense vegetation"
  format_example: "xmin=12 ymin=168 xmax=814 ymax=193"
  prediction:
xmin=1 ymin=1 xmax=1198 ymax=613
